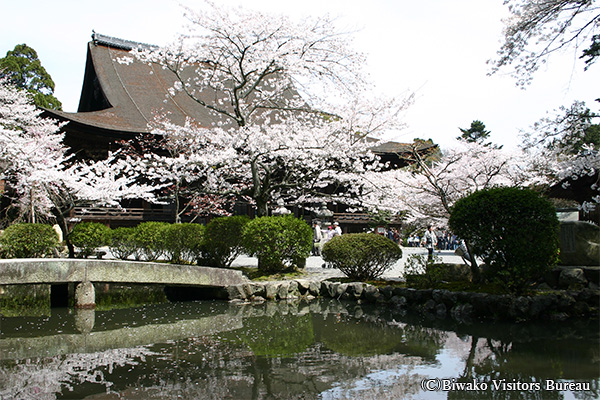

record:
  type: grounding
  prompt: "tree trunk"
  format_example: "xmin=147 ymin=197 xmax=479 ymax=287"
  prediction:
xmin=250 ymin=158 xmax=270 ymax=218
xmin=174 ymin=181 xmax=182 ymax=224
xmin=255 ymin=198 xmax=269 ymax=217
xmin=465 ymin=240 xmax=481 ymax=283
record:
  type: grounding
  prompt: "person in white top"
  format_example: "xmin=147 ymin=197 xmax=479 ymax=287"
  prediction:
xmin=424 ymin=225 xmax=437 ymax=262
xmin=312 ymin=221 xmax=323 ymax=255
xmin=333 ymin=222 xmax=342 ymax=237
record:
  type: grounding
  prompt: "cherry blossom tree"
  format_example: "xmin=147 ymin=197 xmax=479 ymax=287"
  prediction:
xmin=360 ymin=140 xmax=547 ymax=279
xmin=362 ymin=140 xmax=540 ymax=226
xmin=0 ymin=76 xmax=67 ymax=222
xmin=133 ymin=2 xmax=370 ymax=128
xmin=523 ymin=100 xmax=599 ymax=152
xmin=521 ymin=100 xmax=599 ymax=213
xmin=143 ymin=99 xmax=399 ymax=217
xmin=131 ymin=2 xmax=411 ymax=217
xmin=0 ymin=78 xmax=157 ymax=256
xmin=489 ymin=0 xmax=600 ymax=86
xmin=129 ymin=114 xmax=235 ymax=222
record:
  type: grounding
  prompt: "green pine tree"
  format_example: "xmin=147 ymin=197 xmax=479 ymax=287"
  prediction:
xmin=0 ymin=44 xmax=62 ymax=110
xmin=457 ymin=120 xmax=490 ymax=143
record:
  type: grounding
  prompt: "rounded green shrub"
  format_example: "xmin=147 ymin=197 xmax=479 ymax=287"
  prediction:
xmin=69 ymin=222 xmax=110 ymax=258
xmin=241 ymin=215 xmax=312 ymax=273
xmin=109 ymin=227 xmax=137 ymax=260
xmin=321 ymin=233 xmax=402 ymax=281
xmin=202 ymin=215 xmax=250 ymax=268
xmin=449 ymin=187 xmax=559 ymax=293
xmin=133 ymin=221 xmax=170 ymax=261
xmin=164 ymin=223 xmax=205 ymax=264
xmin=0 ymin=223 xmax=59 ymax=258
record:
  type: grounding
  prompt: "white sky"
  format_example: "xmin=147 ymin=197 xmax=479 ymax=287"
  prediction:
xmin=2 ymin=0 xmax=597 ymax=150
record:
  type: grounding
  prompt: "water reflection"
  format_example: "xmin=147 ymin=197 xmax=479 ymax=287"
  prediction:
xmin=0 ymin=299 xmax=597 ymax=399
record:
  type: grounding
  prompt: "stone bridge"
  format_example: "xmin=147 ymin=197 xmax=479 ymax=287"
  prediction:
xmin=0 ymin=259 xmax=248 ymax=308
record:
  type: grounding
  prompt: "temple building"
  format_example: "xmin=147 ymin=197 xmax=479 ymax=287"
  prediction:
xmin=44 ymin=33 xmax=438 ymax=230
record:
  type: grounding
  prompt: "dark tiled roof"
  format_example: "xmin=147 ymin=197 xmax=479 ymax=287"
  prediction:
xmin=91 ymin=31 xmax=159 ymax=51
xmin=370 ymin=140 xmax=437 ymax=155
xmin=45 ymin=33 xmax=232 ymax=133
xmin=46 ymin=33 xmax=434 ymax=157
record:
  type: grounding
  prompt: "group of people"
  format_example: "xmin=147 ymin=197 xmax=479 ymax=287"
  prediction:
xmin=406 ymin=228 xmax=460 ymax=250
xmin=310 ymin=221 xmax=462 ymax=262
xmin=385 ymin=227 xmax=401 ymax=244
xmin=421 ymin=225 xmax=467 ymax=261
xmin=311 ymin=221 xmax=342 ymax=256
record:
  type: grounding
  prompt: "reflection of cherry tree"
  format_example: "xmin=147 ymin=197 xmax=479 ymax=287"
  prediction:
xmin=0 ymin=346 xmax=156 ymax=399
xmin=448 ymin=336 xmax=599 ymax=400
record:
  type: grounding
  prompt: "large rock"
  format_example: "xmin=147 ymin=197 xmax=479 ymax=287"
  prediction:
xmin=558 ymin=268 xmax=588 ymax=289
xmin=363 ymin=284 xmax=381 ymax=302
xmin=265 ymin=283 xmax=279 ymax=300
xmin=558 ymin=221 xmax=600 ymax=266
xmin=227 ymin=284 xmax=247 ymax=300
xmin=345 ymin=282 xmax=365 ymax=300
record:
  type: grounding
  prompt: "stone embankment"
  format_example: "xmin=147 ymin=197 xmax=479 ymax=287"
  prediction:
xmin=223 ymin=277 xmax=599 ymax=322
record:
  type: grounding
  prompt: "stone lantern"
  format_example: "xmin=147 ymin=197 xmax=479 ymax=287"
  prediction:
xmin=272 ymin=199 xmax=291 ymax=216
xmin=315 ymin=202 xmax=334 ymax=229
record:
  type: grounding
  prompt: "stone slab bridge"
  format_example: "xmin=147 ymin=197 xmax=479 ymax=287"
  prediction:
xmin=0 ymin=259 xmax=248 ymax=308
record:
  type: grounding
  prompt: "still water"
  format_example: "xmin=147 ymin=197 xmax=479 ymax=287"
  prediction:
xmin=0 ymin=297 xmax=598 ymax=399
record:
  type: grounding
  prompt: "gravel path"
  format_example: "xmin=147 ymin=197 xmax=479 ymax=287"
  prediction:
xmin=98 ymin=245 xmax=467 ymax=282
xmin=230 ymin=247 xmax=467 ymax=281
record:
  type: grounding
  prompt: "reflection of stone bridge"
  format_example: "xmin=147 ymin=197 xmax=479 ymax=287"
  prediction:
xmin=0 ymin=259 xmax=248 ymax=307
xmin=0 ymin=308 xmax=243 ymax=360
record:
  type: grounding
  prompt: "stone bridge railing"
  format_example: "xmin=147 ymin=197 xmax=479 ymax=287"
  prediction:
xmin=0 ymin=259 xmax=248 ymax=308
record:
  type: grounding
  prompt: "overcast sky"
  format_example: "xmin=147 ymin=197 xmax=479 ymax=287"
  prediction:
xmin=2 ymin=0 xmax=597 ymax=150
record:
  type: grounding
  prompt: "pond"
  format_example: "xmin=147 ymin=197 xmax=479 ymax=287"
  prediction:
xmin=0 ymin=297 xmax=598 ymax=399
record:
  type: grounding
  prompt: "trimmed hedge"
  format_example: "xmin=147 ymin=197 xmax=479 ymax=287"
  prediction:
xmin=164 ymin=223 xmax=205 ymax=264
xmin=449 ymin=187 xmax=559 ymax=294
xmin=322 ymin=233 xmax=402 ymax=281
xmin=109 ymin=227 xmax=137 ymax=260
xmin=202 ymin=215 xmax=250 ymax=268
xmin=0 ymin=223 xmax=59 ymax=258
xmin=133 ymin=222 xmax=170 ymax=261
xmin=242 ymin=215 xmax=312 ymax=273
xmin=69 ymin=222 xmax=110 ymax=258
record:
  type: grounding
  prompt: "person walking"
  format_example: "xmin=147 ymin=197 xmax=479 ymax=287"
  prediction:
xmin=312 ymin=221 xmax=323 ymax=256
xmin=424 ymin=225 xmax=437 ymax=262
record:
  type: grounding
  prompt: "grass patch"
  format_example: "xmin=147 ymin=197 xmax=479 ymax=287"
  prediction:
xmin=324 ymin=277 xmax=404 ymax=287
xmin=235 ymin=266 xmax=307 ymax=281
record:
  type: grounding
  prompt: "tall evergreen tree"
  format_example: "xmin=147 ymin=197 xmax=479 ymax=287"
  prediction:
xmin=457 ymin=120 xmax=491 ymax=143
xmin=0 ymin=44 xmax=62 ymax=110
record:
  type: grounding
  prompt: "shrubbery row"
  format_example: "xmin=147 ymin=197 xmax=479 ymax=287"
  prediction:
xmin=0 ymin=216 xmax=321 ymax=273
xmin=0 ymin=187 xmax=560 ymax=291
xmin=0 ymin=223 xmax=60 ymax=258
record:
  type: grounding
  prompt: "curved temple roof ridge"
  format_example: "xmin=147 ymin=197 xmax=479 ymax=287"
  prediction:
xmin=42 ymin=32 xmax=438 ymax=166
xmin=91 ymin=30 xmax=159 ymax=52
